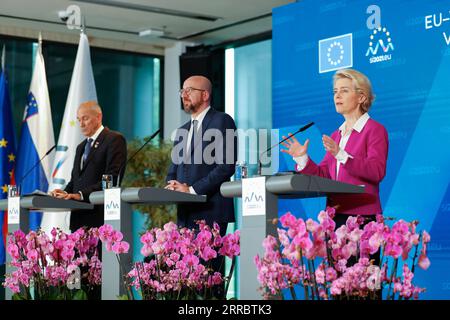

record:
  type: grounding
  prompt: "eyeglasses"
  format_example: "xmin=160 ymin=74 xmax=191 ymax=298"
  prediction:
xmin=333 ymin=87 xmax=362 ymax=95
xmin=179 ymin=87 xmax=206 ymax=96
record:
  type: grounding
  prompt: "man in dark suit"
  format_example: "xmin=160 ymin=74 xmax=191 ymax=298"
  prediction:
xmin=165 ymin=75 xmax=237 ymax=235
xmin=51 ymin=101 xmax=127 ymax=232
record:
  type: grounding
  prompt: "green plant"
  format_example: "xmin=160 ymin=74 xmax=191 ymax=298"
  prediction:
xmin=121 ymin=138 xmax=176 ymax=229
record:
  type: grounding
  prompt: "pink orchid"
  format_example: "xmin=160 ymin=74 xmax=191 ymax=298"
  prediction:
xmin=385 ymin=243 xmax=402 ymax=258
xmin=306 ymin=219 xmax=319 ymax=233
xmin=7 ymin=243 xmax=20 ymax=261
xmin=200 ymin=246 xmax=217 ymax=261
xmin=112 ymin=241 xmax=130 ymax=254
xmin=26 ymin=249 xmax=39 ymax=262
xmin=279 ymin=212 xmax=297 ymax=229
xmin=345 ymin=216 xmax=360 ymax=231
xmin=255 ymin=211 xmax=430 ymax=300
xmin=418 ymin=254 xmax=430 ymax=270
xmin=292 ymin=234 xmax=313 ymax=251
xmin=422 ymin=231 xmax=431 ymax=244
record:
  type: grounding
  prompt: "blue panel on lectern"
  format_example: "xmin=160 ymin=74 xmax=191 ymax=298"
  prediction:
xmin=273 ymin=0 xmax=450 ymax=299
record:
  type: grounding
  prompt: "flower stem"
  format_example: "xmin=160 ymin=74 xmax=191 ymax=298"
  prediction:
xmin=289 ymin=286 xmax=297 ymax=300
xmin=310 ymin=259 xmax=320 ymax=300
xmin=135 ymin=262 xmax=146 ymax=299
xmin=115 ymin=254 xmax=133 ymax=300
xmin=386 ymin=258 xmax=398 ymax=300
xmin=325 ymin=233 xmax=334 ymax=269
xmin=224 ymin=257 xmax=236 ymax=299
xmin=299 ymin=249 xmax=309 ymax=300
xmin=410 ymin=233 xmax=422 ymax=274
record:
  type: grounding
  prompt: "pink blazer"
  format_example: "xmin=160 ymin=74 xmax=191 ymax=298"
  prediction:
xmin=296 ymin=118 xmax=389 ymax=215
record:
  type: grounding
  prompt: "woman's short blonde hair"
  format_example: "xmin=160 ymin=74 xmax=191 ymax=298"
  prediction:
xmin=333 ymin=69 xmax=375 ymax=113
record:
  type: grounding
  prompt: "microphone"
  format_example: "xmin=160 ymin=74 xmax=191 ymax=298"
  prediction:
xmin=257 ymin=122 xmax=314 ymax=175
xmin=17 ymin=144 xmax=56 ymax=194
xmin=116 ymin=128 xmax=161 ymax=187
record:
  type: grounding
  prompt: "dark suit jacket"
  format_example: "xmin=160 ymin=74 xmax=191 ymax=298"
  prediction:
xmin=166 ymin=108 xmax=237 ymax=227
xmin=65 ymin=127 xmax=127 ymax=231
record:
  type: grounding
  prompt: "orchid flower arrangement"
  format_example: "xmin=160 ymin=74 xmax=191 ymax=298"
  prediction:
xmin=3 ymin=225 xmax=129 ymax=300
xmin=127 ymin=221 xmax=240 ymax=300
xmin=254 ymin=208 xmax=430 ymax=300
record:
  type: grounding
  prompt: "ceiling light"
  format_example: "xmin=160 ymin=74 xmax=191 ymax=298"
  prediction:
xmin=138 ymin=29 xmax=164 ymax=37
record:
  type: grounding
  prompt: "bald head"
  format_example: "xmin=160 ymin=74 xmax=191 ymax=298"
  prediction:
xmin=77 ymin=101 xmax=103 ymax=137
xmin=181 ymin=75 xmax=213 ymax=116
xmin=185 ymin=76 xmax=212 ymax=95
xmin=79 ymin=101 xmax=102 ymax=115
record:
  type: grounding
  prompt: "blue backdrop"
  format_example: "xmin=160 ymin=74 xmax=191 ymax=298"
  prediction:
xmin=273 ymin=0 xmax=450 ymax=299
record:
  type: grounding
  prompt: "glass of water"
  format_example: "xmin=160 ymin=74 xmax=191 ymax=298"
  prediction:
xmin=102 ymin=174 xmax=113 ymax=190
xmin=8 ymin=185 xmax=19 ymax=198
xmin=235 ymin=161 xmax=248 ymax=180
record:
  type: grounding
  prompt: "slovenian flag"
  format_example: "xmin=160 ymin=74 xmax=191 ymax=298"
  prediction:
xmin=14 ymin=35 xmax=55 ymax=231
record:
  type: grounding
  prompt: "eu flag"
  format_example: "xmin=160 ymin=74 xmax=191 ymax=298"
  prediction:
xmin=318 ymin=33 xmax=353 ymax=74
xmin=0 ymin=68 xmax=16 ymax=265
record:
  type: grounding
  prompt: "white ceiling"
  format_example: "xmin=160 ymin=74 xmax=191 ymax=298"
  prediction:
xmin=0 ymin=0 xmax=295 ymax=50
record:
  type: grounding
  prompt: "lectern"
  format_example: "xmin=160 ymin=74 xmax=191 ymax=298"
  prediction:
xmin=220 ymin=173 xmax=365 ymax=299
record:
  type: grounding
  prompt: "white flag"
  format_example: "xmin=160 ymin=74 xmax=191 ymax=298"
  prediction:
xmin=14 ymin=35 xmax=56 ymax=230
xmin=41 ymin=33 xmax=97 ymax=234
xmin=27 ymin=36 xmax=55 ymax=187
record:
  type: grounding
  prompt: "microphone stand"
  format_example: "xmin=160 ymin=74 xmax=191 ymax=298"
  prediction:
xmin=116 ymin=128 xmax=161 ymax=187
xmin=17 ymin=145 xmax=56 ymax=194
xmin=257 ymin=122 xmax=314 ymax=176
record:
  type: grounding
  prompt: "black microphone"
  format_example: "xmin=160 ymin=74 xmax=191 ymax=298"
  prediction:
xmin=258 ymin=122 xmax=314 ymax=175
xmin=17 ymin=144 xmax=56 ymax=194
xmin=116 ymin=128 xmax=161 ymax=187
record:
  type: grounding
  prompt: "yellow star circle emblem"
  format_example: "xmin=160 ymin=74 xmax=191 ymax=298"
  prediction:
xmin=0 ymin=138 xmax=8 ymax=148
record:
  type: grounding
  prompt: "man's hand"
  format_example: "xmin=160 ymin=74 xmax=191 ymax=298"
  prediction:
xmin=50 ymin=189 xmax=81 ymax=201
xmin=51 ymin=189 xmax=68 ymax=198
xmin=63 ymin=193 xmax=82 ymax=201
xmin=165 ymin=180 xmax=190 ymax=193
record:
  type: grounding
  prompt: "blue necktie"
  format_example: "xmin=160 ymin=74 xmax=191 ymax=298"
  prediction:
xmin=83 ymin=138 xmax=93 ymax=166
xmin=189 ymin=120 xmax=198 ymax=155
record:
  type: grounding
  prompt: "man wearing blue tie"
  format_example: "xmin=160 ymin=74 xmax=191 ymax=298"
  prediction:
xmin=165 ymin=75 xmax=237 ymax=236
xmin=51 ymin=101 xmax=127 ymax=232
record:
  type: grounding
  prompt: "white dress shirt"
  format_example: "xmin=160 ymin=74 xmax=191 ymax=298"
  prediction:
xmin=80 ymin=125 xmax=104 ymax=170
xmin=187 ymin=106 xmax=210 ymax=194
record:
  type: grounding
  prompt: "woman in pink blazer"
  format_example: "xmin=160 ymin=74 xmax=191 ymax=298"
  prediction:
xmin=281 ymin=69 xmax=389 ymax=228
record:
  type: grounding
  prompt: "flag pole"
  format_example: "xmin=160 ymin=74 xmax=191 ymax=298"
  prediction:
xmin=38 ymin=32 xmax=42 ymax=56
xmin=1 ymin=45 xmax=5 ymax=71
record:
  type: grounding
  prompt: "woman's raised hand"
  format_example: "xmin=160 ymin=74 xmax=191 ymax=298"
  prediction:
xmin=280 ymin=133 xmax=310 ymax=158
